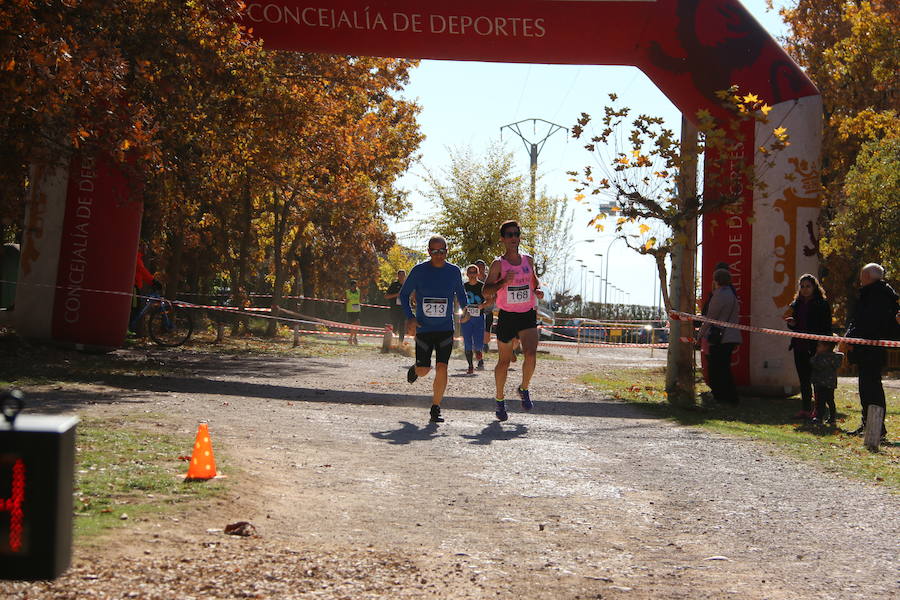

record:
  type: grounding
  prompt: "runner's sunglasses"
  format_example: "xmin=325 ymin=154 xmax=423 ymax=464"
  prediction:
xmin=502 ymin=230 xmax=521 ymax=238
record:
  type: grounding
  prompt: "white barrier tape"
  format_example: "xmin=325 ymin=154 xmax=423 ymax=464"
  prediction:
xmin=295 ymin=329 xmax=385 ymax=338
xmin=235 ymin=292 xmax=392 ymax=310
xmin=0 ymin=279 xmax=394 ymax=311
xmin=669 ymin=310 xmax=900 ymax=348
xmin=174 ymin=301 xmax=386 ymax=333
xmin=544 ymin=324 xmax=668 ymax=331
xmin=155 ymin=301 xmax=386 ymax=333
xmin=3 ymin=278 xmax=138 ymax=300
xmin=541 ymin=340 xmax=668 ymax=349
xmin=562 ymin=319 xmax=667 ymax=324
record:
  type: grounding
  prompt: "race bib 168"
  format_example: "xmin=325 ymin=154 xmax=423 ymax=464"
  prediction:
xmin=507 ymin=285 xmax=530 ymax=304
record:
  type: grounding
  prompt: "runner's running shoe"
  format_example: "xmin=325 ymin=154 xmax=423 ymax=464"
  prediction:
xmin=430 ymin=404 xmax=444 ymax=423
xmin=407 ymin=365 xmax=418 ymax=384
xmin=495 ymin=400 xmax=508 ymax=422
xmin=518 ymin=386 xmax=533 ymax=411
xmin=476 ymin=359 xmax=485 ymax=371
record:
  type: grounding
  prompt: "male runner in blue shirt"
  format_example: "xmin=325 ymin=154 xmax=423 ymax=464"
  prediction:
xmin=400 ymin=235 xmax=469 ymax=423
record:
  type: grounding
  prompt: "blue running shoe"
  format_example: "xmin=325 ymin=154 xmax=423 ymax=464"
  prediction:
xmin=495 ymin=400 xmax=508 ymax=422
xmin=518 ymin=387 xmax=533 ymax=411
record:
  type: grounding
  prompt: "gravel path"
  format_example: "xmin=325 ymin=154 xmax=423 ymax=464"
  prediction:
xmin=3 ymin=343 xmax=898 ymax=599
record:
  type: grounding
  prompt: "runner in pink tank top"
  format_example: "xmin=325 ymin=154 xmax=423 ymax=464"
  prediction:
xmin=482 ymin=220 xmax=544 ymax=422
xmin=495 ymin=254 xmax=538 ymax=313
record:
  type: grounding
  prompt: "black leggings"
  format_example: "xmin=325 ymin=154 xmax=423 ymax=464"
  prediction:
xmin=814 ymin=385 xmax=836 ymax=422
xmin=391 ymin=309 xmax=406 ymax=341
xmin=793 ymin=346 xmax=815 ymax=412
xmin=708 ymin=343 xmax=738 ymax=404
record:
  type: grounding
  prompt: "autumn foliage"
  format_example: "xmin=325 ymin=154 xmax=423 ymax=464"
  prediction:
xmin=0 ymin=0 xmax=422 ymax=321
xmin=775 ymin=0 xmax=898 ymax=314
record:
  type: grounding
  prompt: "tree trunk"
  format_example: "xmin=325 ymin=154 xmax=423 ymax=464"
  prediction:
xmin=265 ymin=193 xmax=287 ymax=338
xmin=298 ymin=246 xmax=316 ymax=317
xmin=232 ymin=179 xmax=253 ymax=336
xmin=291 ymin=263 xmax=302 ymax=313
xmin=266 ymin=190 xmax=304 ymax=337
xmin=166 ymin=213 xmax=185 ymax=300
xmin=665 ymin=116 xmax=699 ymax=407
xmin=654 ymin=253 xmax=672 ymax=313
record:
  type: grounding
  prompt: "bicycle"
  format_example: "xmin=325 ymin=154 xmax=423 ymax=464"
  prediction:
xmin=131 ymin=287 xmax=194 ymax=347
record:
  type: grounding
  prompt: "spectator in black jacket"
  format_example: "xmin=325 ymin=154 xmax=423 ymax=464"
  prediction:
xmin=844 ymin=263 xmax=900 ymax=438
xmin=783 ymin=274 xmax=832 ymax=419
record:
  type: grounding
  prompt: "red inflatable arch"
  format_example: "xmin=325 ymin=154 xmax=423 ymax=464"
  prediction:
xmin=19 ymin=0 xmax=823 ymax=393
xmin=241 ymin=0 xmax=823 ymax=393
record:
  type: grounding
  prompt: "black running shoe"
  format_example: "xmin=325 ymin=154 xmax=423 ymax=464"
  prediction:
xmin=518 ymin=386 xmax=533 ymax=411
xmin=407 ymin=365 xmax=418 ymax=384
xmin=430 ymin=404 xmax=444 ymax=423
xmin=495 ymin=400 xmax=508 ymax=422
xmin=476 ymin=359 xmax=485 ymax=371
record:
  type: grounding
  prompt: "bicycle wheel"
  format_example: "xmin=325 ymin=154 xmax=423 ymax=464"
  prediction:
xmin=148 ymin=302 xmax=193 ymax=347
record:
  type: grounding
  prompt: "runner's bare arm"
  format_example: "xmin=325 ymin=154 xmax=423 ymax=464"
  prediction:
xmin=482 ymin=260 xmax=507 ymax=296
xmin=529 ymin=256 xmax=544 ymax=300
xmin=456 ymin=279 xmax=471 ymax=323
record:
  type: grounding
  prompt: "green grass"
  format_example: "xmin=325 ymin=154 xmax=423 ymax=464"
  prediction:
xmin=74 ymin=416 xmax=229 ymax=541
xmin=0 ymin=326 xmax=365 ymax=388
xmin=167 ymin=326 xmax=369 ymax=358
xmin=581 ymin=367 xmax=900 ymax=491
xmin=0 ymin=336 xmax=178 ymax=387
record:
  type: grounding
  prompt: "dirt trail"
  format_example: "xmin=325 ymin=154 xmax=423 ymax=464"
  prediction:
xmin=3 ymin=345 xmax=898 ymax=599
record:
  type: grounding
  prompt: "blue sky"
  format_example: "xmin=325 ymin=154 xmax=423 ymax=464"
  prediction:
xmin=390 ymin=0 xmax=790 ymax=308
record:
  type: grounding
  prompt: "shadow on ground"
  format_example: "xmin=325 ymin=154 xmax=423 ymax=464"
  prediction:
xmin=370 ymin=422 xmax=445 ymax=444
xmin=22 ymin=371 xmax=664 ymax=420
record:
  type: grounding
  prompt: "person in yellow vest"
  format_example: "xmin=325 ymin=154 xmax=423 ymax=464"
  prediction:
xmin=346 ymin=279 xmax=362 ymax=345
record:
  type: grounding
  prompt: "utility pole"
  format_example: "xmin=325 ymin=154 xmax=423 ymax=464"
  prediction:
xmin=500 ymin=118 xmax=568 ymax=204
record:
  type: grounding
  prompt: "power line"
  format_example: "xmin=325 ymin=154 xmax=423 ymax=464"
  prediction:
xmin=500 ymin=118 xmax=569 ymax=204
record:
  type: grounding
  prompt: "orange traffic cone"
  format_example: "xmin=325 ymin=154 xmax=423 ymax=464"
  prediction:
xmin=185 ymin=422 xmax=218 ymax=480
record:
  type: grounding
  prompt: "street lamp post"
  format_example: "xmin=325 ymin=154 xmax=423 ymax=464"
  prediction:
xmin=600 ymin=278 xmax=607 ymax=314
xmin=603 ymin=237 xmax=622 ymax=309
xmin=575 ymin=258 xmax=584 ymax=304
xmin=565 ymin=239 xmax=594 ymax=299
xmin=581 ymin=262 xmax=587 ymax=313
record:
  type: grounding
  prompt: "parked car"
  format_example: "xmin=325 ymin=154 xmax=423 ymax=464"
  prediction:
xmin=555 ymin=318 xmax=605 ymax=343
xmin=537 ymin=295 xmax=555 ymax=339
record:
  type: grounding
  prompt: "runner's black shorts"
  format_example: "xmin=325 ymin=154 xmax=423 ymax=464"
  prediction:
xmin=484 ymin=311 xmax=494 ymax=332
xmin=415 ymin=330 xmax=454 ymax=367
xmin=496 ymin=309 xmax=538 ymax=343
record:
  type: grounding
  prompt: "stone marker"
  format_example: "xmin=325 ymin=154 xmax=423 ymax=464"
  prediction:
xmin=863 ymin=404 xmax=885 ymax=451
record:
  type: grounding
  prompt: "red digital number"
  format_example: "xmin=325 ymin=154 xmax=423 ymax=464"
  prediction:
xmin=1 ymin=457 xmax=26 ymax=552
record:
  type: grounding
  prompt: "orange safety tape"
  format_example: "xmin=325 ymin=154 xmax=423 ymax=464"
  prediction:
xmin=669 ymin=310 xmax=900 ymax=348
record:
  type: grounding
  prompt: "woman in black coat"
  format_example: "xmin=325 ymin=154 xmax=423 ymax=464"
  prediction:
xmin=783 ymin=274 xmax=832 ymax=418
